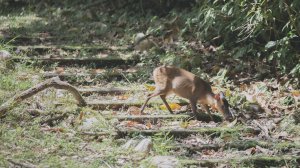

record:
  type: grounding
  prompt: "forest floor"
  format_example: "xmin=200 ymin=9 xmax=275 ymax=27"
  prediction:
xmin=0 ymin=3 xmax=300 ymax=168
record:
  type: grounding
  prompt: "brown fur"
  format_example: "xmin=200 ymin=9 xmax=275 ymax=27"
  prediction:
xmin=140 ymin=66 xmax=233 ymax=120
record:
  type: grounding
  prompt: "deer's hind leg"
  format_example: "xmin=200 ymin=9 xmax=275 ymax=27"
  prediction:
xmin=160 ymin=95 xmax=173 ymax=114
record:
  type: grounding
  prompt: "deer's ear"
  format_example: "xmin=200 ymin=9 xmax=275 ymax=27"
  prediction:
xmin=214 ymin=94 xmax=220 ymax=100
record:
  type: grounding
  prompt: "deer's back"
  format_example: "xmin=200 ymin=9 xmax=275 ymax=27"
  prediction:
xmin=153 ymin=66 xmax=212 ymax=99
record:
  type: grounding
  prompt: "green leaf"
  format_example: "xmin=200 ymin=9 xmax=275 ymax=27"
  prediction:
xmin=268 ymin=54 xmax=273 ymax=61
xmin=289 ymin=64 xmax=300 ymax=75
xmin=265 ymin=41 xmax=276 ymax=49
xmin=233 ymin=47 xmax=247 ymax=59
xmin=228 ymin=7 xmax=233 ymax=16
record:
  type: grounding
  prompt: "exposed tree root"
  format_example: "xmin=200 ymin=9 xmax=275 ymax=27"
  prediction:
xmin=0 ymin=77 xmax=87 ymax=116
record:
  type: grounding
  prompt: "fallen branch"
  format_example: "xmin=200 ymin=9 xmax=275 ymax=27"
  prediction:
xmin=77 ymin=127 xmax=261 ymax=139
xmin=26 ymin=108 xmax=44 ymax=116
xmin=182 ymin=139 xmax=299 ymax=152
xmin=180 ymin=155 xmax=300 ymax=167
xmin=106 ymin=113 xmax=222 ymax=123
xmin=13 ymin=57 xmax=138 ymax=68
xmin=0 ymin=77 xmax=87 ymax=116
xmin=42 ymin=72 xmax=128 ymax=82
xmin=167 ymin=140 xmax=300 ymax=165
xmin=78 ymin=87 xmax=139 ymax=96
xmin=181 ymin=143 xmax=220 ymax=151
xmin=78 ymin=131 xmax=117 ymax=136
xmin=108 ymin=114 xmax=190 ymax=122
xmin=116 ymin=127 xmax=261 ymax=138
xmin=87 ymin=101 xmax=189 ymax=110
xmin=40 ymin=113 xmax=68 ymax=125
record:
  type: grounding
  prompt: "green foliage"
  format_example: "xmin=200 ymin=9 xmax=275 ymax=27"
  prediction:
xmin=2 ymin=0 xmax=299 ymax=79
xmin=211 ymin=68 xmax=229 ymax=85
xmin=293 ymin=109 xmax=300 ymax=124
xmin=152 ymin=132 xmax=174 ymax=155
xmin=0 ymin=2 xmax=299 ymax=167
xmin=281 ymin=95 xmax=295 ymax=106
xmin=0 ymin=73 xmax=32 ymax=91
xmin=122 ymin=0 xmax=300 ymax=80
xmin=0 ymin=61 xmax=35 ymax=104
xmin=188 ymin=0 xmax=300 ymax=77
xmin=228 ymin=92 xmax=247 ymax=108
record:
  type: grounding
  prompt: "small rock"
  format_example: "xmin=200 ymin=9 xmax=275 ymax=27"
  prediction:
xmin=134 ymin=33 xmax=155 ymax=52
xmin=134 ymin=138 xmax=152 ymax=154
xmin=79 ymin=117 xmax=98 ymax=130
xmin=134 ymin=33 xmax=145 ymax=44
xmin=121 ymin=139 xmax=139 ymax=149
xmin=116 ymin=158 xmax=127 ymax=165
xmin=274 ymin=131 xmax=289 ymax=139
xmin=256 ymin=145 xmax=273 ymax=155
xmin=150 ymin=156 xmax=179 ymax=168
xmin=31 ymin=75 xmax=40 ymax=84
xmin=56 ymin=90 xmax=65 ymax=98
xmin=0 ymin=50 xmax=11 ymax=60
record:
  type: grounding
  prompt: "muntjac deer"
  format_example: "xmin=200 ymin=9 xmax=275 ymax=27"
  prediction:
xmin=140 ymin=65 xmax=234 ymax=121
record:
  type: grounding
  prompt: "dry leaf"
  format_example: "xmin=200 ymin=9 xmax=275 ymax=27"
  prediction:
xmin=127 ymin=106 xmax=141 ymax=115
xmin=68 ymin=28 xmax=79 ymax=32
xmin=91 ymin=69 xmax=105 ymax=74
xmin=225 ymin=89 xmax=231 ymax=97
xmin=144 ymin=84 xmax=156 ymax=91
xmin=256 ymin=145 xmax=272 ymax=154
xmin=202 ymin=149 xmax=215 ymax=156
xmin=116 ymin=95 xmax=129 ymax=100
xmin=126 ymin=121 xmax=139 ymax=127
xmin=180 ymin=121 xmax=189 ymax=129
xmin=274 ymin=131 xmax=289 ymax=139
xmin=79 ymin=111 xmax=84 ymax=120
xmin=251 ymin=147 xmax=256 ymax=155
xmin=41 ymin=127 xmax=64 ymax=133
xmin=245 ymin=147 xmax=256 ymax=155
xmin=121 ymin=121 xmax=147 ymax=129
xmin=145 ymin=121 xmax=152 ymax=129
xmin=211 ymin=65 xmax=221 ymax=73
xmin=55 ymin=67 xmax=64 ymax=74
xmin=125 ymin=67 xmax=138 ymax=73
xmin=239 ymin=84 xmax=248 ymax=91
xmin=211 ymin=87 xmax=218 ymax=93
xmin=96 ymin=53 xmax=108 ymax=58
xmin=160 ymin=103 xmax=181 ymax=111
xmin=243 ymin=92 xmax=257 ymax=103
xmin=291 ymin=90 xmax=300 ymax=97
